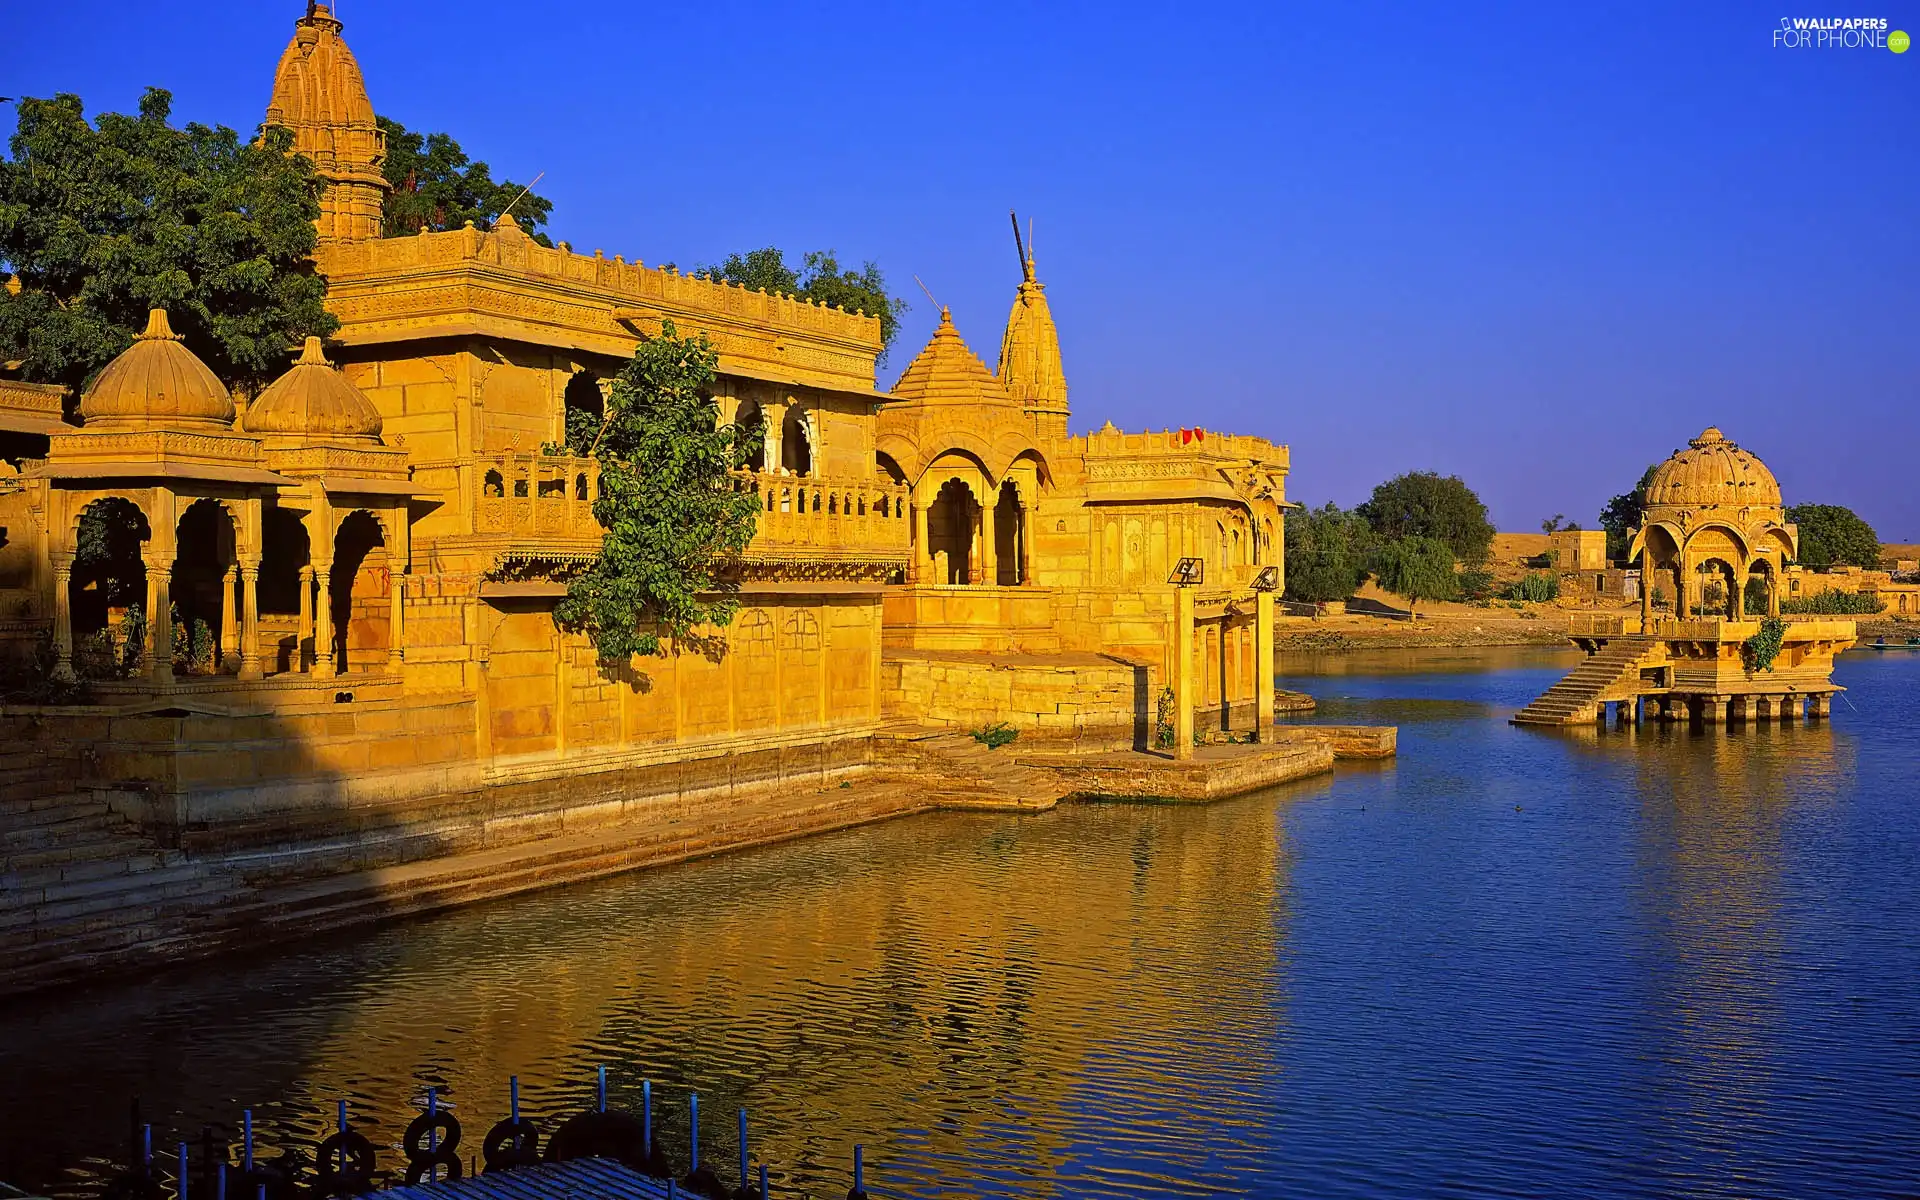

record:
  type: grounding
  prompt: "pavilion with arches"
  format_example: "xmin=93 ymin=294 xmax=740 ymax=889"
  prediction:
xmin=12 ymin=311 xmax=413 ymax=688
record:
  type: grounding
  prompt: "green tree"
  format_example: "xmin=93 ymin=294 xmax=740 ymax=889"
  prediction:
xmin=377 ymin=116 xmax=553 ymax=246
xmin=1368 ymin=535 xmax=1460 ymax=616
xmin=1283 ymin=502 xmax=1370 ymax=604
xmin=696 ymin=247 xmax=907 ymax=357
xmin=0 ymin=88 xmax=334 ymax=396
xmin=1786 ymin=503 xmax=1880 ymax=571
xmin=556 ymin=320 xmax=764 ymax=662
xmin=1355 ymin=471 xmax=1494 ymax=566
xmin=1600 ymin=465 xmax=1659 ymax=560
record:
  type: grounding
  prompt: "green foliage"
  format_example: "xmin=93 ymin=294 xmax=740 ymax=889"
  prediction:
xmin=1368 ymin=536 xmax=1460 ymax=614
xmin=1601 ymin=465 xmax=1659 ymax=560
xmin=377 ymin=116 xmax=553 ymax=245
xmin=1744 ymin=575 xmax=1770 ymax=615
xmin=1458 ymin=569 xmax=1497 ymax=602
xmin=0 ymin=88 xmax=335 ymax=395
xmin=1744 ymin=616 xmax=1788 ymax=672
xmin=557 ymin=320 xmax=763 ymax=662
xmin=1541 ymin=514 xmax=1565 ymax=534
xmin=75 ymin=498 xmax=149 ymax=608
xmin=1701 ymin=579 xmax=1726 ymax=612
xmin=1786 ymin=503 xmax=1880 ymax=571
xmin=695 ymin=248 xmax=908 ymax=357
xmin=1283 ymin=502 xmax=1370 ymax=603
xmin=1154 ymin=686 xmax=1177 ymax=750
xmin=0 ymin=630 xmax=90 ymax=705
xmin=1355 ymin=472 xmax=1494 ymax=566
xmin=1503 ymin=571 xmax=1560 ymax=603
xmin=969 ymin=721 xmax=1019 ymax=750
xmin=1780 ymin=590 xmax=1885 ymax=615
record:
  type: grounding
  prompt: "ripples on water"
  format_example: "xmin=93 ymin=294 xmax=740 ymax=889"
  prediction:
xmin=2 ymin=648 xmax=1917 ymax=1199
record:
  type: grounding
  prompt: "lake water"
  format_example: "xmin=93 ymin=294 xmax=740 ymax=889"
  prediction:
xmin=2 ymin=647 xmax=1917 ymax=1199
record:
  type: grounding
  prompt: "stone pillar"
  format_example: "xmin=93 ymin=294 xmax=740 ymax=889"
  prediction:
xmin=298 ymin=565 xmax=315 ymax=672
xmin=219 ymin=566 xmax=239 ymax=671
xmin=1729 ymin=695 xmax=1749 ymax=724
xmin=389 ymin=571 xmax=406 ymax=671
xmin=1172 ymin=586 xmax=1195 ymax=760
xmin=1809 ymin=693 xmax=1830 ymax=720
xmin=147 ymin=563 xmax=173 ymax=683
xmin=1754 ymin=696 xmax=1772 ymax=722
xmin=50 ymin=552 xmax=75 ymax=683
xmin=911 ymin=501 xmax=930 ymax=584
xmin=979 ymin=498 xmax=997 ymax=586
xmin=313 ymin=561 xmax=335 ymax=676
xmin=1255 ymin=589 xmax=1275 ymax=740
xmin=1768 ymin=577 xmax=1780 ymax=618
xmin=1640 ymin=552 xmax=1653 ymax=630
xmin=1732 ymin=572 xmax=1745 ymax=620
xmin=1018 ymin=505 xmax=1032 ymax=586
xmin=238 ymin=561 xmax=262 ymax=681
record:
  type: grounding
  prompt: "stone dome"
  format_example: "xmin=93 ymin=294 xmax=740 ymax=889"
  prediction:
xmin=245 ymin=336 xmax=383 ymax=442
xmin=78 ymin=309 xmax=236 ymax=430
xmin=1644 ymin=427 xmax=1782 ymax=509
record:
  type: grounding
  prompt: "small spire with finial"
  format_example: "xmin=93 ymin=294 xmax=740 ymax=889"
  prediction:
xmin=136 ymin=309 xmax=181 ymax=342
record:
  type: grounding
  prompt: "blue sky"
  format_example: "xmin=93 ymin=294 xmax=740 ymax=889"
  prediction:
xmin=8 ymin=1 xmax=1916 ymax=537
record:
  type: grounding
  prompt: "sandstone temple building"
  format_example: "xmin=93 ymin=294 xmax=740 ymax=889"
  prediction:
xmin=0 ymin=3 xmax=1295 ymax=990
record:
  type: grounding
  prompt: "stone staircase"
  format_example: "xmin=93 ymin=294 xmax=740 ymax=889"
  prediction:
xmin=1511 ymin=637 xmax=1658 ymax=727
xmin=0 ymin=755 xmax=238 ymax=998
xmin=903 ymin=730 xmax=1070 ymax=810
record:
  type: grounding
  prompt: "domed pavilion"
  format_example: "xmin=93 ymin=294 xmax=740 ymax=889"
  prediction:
xmin=17 ymin=312 xmax=414 ymax=685
xmin=1516 ymin=426 xmax=1856 ymax=728
xmin=1629 ymin=426 xmax=1798 ymax=621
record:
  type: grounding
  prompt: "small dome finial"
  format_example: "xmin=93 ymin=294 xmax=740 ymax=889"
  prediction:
xmin=297 ymin=335 xmax=330 ymax=367
xmin=137 ymin=308 xmax=181 ymax=342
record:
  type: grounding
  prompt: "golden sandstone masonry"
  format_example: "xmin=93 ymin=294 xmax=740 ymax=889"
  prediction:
xmin=0 ymin=4 xmax=1300 ymax=992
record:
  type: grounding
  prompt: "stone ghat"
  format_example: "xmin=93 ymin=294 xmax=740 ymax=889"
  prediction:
xmin=0 ymin=716 xmax=1396 ymax=1000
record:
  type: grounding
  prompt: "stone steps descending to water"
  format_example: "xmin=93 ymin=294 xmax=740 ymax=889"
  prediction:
xmin=1511 ymin=637 xmax=1658 ymax=726
xmin=0 ymin=772 xmax=936 ymax=999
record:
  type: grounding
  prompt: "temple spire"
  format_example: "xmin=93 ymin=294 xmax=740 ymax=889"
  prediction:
xmin=997 ymin=213 xmax=1068 ymax=439
xmin=264 ymin=3 xmax=389 ymax=242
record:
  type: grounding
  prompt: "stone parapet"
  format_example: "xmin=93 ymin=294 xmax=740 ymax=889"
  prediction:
xmin=317 ymin=224 xmax=882 ymax=392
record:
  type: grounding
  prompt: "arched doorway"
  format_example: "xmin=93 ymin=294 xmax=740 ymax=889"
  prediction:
xmin=1697 ymin=558 xmax=1739 ymax=619
xmin=173 ymin=499 xmax=237 ymax=675
xmin=71 ymin=497 xmax=150 ymax=677
xmin=781 ymin=405 xmax=812 ymax=476
xmin=929 ymin=480 xmax=977 ymax=585
xmin=260 ymin=507 xmax=311 ymax=673
xmin=562 ymin=371 xmax=604 ymax=455
xmin=993 ymin=481 xmax=1024 ymax=586
xmin=736 ymin=399 xmax=766 ymax=472
xmin=1745 ymin=562 xmax=1776 ymax=619
xmin=331 ymin=510 xmax=389 ymax=672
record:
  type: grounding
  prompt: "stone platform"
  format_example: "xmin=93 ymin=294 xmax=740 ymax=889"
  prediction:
xmin=1015 ymin=742 xmax=1335 ymax=803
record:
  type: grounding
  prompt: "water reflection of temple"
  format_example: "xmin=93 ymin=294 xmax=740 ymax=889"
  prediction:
xmin=0 ymin=798 xmax=1292 ymax=1197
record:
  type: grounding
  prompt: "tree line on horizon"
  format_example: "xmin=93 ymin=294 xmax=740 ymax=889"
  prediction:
xmin=1288 ymin=467 xmax=1886 ymax=613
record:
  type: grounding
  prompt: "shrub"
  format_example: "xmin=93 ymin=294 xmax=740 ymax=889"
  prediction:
xmin=1780 ymin=591 xmax=1885 ymax=615
xmin=969 ymin=721 xmax=1018 ymax=750
xmin=1503 ymin=571 xmax=1560 ymax=603
xmin=1744 ymin=616 xmax=1787 ymax=672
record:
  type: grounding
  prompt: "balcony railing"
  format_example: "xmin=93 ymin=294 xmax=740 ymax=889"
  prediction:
xmin=471 ymin=452 xmax=603 ymax=540
xmin=733 ymin=470 xmax=910 ymax=563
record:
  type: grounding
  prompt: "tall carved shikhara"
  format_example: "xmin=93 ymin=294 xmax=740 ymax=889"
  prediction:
xmin=264 ymin=3 xmax=389 ymax=243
